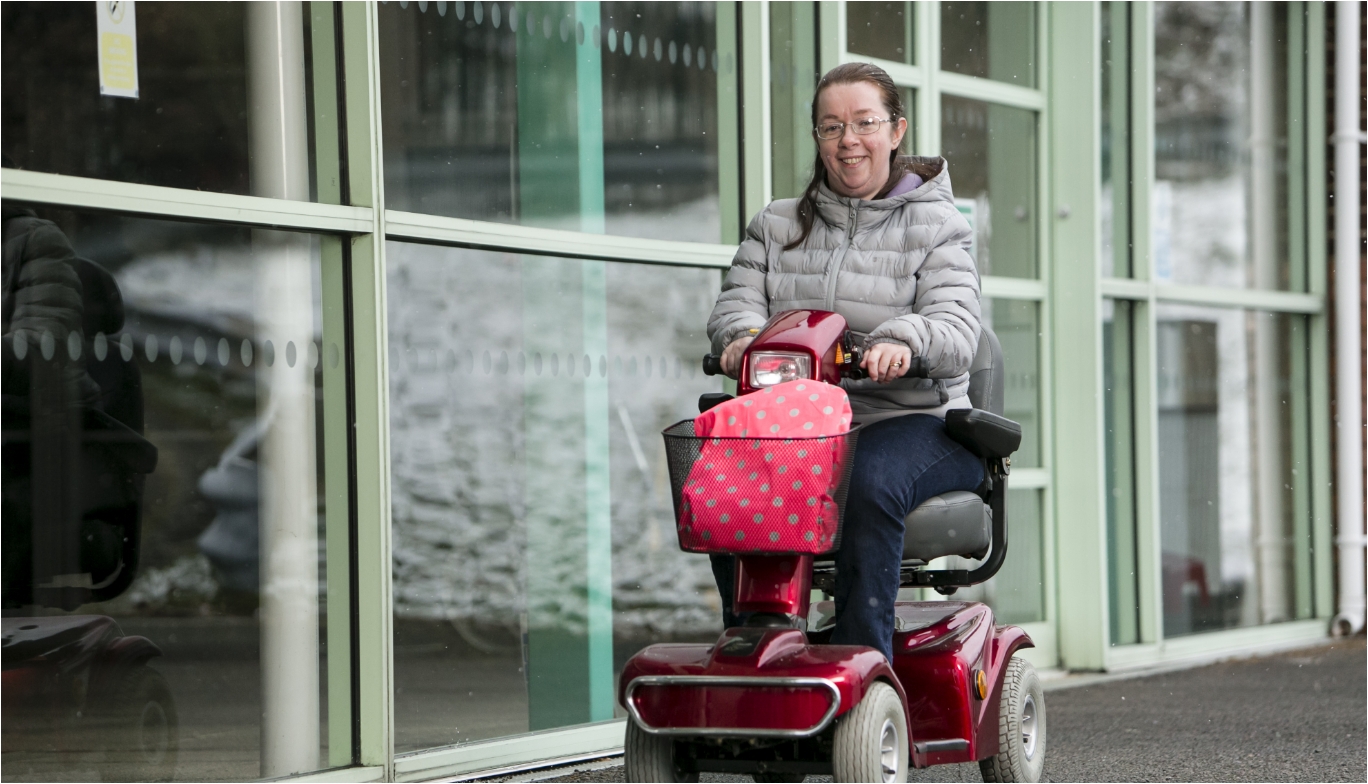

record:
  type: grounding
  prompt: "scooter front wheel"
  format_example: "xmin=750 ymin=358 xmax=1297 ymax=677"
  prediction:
xmin=832 ymin=681 xmax=908 ymax=783
xmin=979 ymin=656 xmax=1045 ymax=783
xmin=624 ymin=719 xmax=699 ymax=783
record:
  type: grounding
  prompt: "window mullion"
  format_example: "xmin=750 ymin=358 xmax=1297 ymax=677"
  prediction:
xmin=339 ymin=0 xmax=394 ymax=775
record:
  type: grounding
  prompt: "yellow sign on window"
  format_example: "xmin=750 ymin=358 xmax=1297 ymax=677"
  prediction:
xmin=100 ymin=32 xmax=136 ymax=91
xmin=96 ymin=1 xmax=139 ymax=98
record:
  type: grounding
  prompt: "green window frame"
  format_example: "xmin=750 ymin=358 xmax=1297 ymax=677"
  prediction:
xmin=1049 ymin=1 xmax=1334 ymax=674
xmin=1103 ymin=1 xmax=1333 ymax=666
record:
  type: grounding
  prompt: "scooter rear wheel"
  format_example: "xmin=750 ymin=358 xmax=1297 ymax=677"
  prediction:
xmin=98 ymin=665 xmax=179 ymax=782
xmin=832 ymin=681 xmax=908 ymax=783
xmin=979 ymin=656 xmax=1045 ymax=783
xmin=624 ymin=719 xmax=699 ymax=783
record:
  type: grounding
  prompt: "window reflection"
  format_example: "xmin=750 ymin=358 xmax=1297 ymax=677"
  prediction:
xmin=983 ymin=298 xmax=1041 ymax=468
xmin=769 ymin=1 xmax=819 ymax=201
xmin=1100 ymin=2 xmax=1133 ymax=278
xmin=940 ymin=489 xmax=1044 ymax=625
xmin=940 ymin=2 xmax=1036 ymax=87
xmin=937 ymin=296 xmax=1043 ymax=626
xmin=1104 ymin=299 xmax=1140 ymax=645
xmin=1 ymin=208 xmax=344 ymax=780
xmin=1153 ymin=2 xmax=1292 ymax=289
xmin=378 ymin=1 xmax=729 ymax=243
xmin=846 ymin=2 xmax=911 ymax=65
xmin=1 ymin=2 xmax=341 ymax=203
xmin=941 ymin=96 xmax=1037 ymax=279
xmin=386 ymin=242 xmax=722 ymax=749
xmin=1156 ymin=306 xmax=1312 ymax=637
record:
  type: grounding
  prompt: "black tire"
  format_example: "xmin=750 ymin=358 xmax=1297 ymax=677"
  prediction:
xmin=99 ymin=665 xmax=179 ymax=782
xmin=979 ymin=657 xmax=1045 ymax=783
xmin=624 ymin=719 xmax=698 ymax=783
xmin=832 ymin=681 xmax=908 ymax=783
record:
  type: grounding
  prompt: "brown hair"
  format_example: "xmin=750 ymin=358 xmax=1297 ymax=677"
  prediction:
xmin=783 ymin=62 xmax=936 ymax=251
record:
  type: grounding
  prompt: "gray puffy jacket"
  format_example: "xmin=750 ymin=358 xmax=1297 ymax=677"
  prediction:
xmin=708 ymin=156 xmax=981 ymax=420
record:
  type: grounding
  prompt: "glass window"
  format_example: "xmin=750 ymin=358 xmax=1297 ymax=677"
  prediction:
xmin=1104 ymin=299 xmax=1140 ymax=645
xmin=1100 ymin=2 xmax=1133 ymax=278
xmin=940 ymin=2 xmax=1036 ymax=88
xmin=941 ymin=96 xmax=1038 ymax=279
xmin=386 ymin=242 xmax=723 ymax=750
xmin=942 ymin=489 xmax=1044 ymax=625
xmin=1152 ymin=2 xmax=1292 ymax=289
xmin=846 ymin=2 xmax=911 ymax=65
xmin=1 ymin=2 xmax=343 ymax=203
xmin=983 ymin=298 xmax=1041 ymax=469
xmin=1 ymin=207 xmax=348 ymax=779
xmin=770 ymin=1 xmax=818 ymax=201
xmin=378 ymin=1 xmax=732 ymax=243
xmin=929 ymin=298 xmax=1041 ymax=622
xmin=1155 ymin=305 xmax=1313 ymax=637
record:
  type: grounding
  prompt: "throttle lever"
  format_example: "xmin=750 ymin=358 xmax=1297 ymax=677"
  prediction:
xmin=839 ymin=332 xmax=868 ymax=380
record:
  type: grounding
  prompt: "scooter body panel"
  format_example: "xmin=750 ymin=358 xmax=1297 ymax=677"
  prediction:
xmin=619 ymin=627 xmax=904 ymax=738
xmin=740 ymin=310 xmax=850 ymax=393
xmin=620 ymin=601 xmax=1033 ymax=771
xmin=1 ymin=615 xmax=165 ymax=752
xmin=886 ymin=601 xmax=1032 ymax=768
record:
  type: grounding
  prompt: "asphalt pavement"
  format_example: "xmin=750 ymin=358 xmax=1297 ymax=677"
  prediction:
xmin=513 ymin=637 xmax=1365 ymax=783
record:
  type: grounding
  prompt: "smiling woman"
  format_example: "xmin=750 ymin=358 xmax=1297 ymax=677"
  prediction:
xmin=814 ymin=83 xmax=908 ymax=200
xmin=783 ymin=62 xmax=939 ymax=253
xmin=705 ymin=60 xmax=986 ymax=665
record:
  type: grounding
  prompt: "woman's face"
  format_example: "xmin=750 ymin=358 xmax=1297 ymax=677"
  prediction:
xmin=815 ymin=81 xmax=908 ymax=201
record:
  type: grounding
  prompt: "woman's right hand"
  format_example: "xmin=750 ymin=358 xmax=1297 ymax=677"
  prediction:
xmin=720 ymin=337 xmax=754 ymax=379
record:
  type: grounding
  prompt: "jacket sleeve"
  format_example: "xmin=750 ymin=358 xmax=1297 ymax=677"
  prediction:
xmin=8 ymin=219 xmax=87 ymax=342
xmin=707 ymin=208 xmax=773 ymax=355
xmin=2 ymin=215 xmax=99 ymax=407
xmin=866 ymin=211 xmax=981 ymax=379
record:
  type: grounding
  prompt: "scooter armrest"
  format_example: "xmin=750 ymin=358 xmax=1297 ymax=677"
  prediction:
xmin=944 ymin=408 xmax=1021 ymax=460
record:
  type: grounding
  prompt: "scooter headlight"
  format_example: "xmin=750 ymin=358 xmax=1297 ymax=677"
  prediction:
xmin=748 ymin=352 xmax=812 ymax=388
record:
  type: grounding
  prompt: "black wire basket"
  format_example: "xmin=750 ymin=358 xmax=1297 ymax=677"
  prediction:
xmin=661 ymin=420 xmax=862 ymax=555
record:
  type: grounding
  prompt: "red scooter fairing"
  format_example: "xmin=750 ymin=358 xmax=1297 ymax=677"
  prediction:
xmin=2 ymin=616 xmax=176 ymax=781
xmin=619 ymin=602 xmax=1033 ymax=768
xmin=878 ymin=603 xmax=1033 ymax=768
xmin=619 ymin=627 xmax=903 ymax=738
xmin=737 ymin=309 xmax=862 ymax=393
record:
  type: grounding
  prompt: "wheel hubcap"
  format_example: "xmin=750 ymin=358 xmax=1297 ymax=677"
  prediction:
xmin=879 ymin=717 xmax=899 ymax=782
xmin=1020 ymin=693 xmax=1038 ymax=760
xmin=137 ymin=702 xmax=171 ymax=764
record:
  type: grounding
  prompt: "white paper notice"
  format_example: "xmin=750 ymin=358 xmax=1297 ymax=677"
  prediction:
xmin=96 ymin=1 xmax=139 ymax=98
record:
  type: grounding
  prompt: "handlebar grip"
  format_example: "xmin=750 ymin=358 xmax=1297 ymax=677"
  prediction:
xmin=702 ymin=354 xmax=724 ymax=376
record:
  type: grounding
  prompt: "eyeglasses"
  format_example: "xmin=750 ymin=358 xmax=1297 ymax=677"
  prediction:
xmin=814 ymin=116 xmax=895 ymax=141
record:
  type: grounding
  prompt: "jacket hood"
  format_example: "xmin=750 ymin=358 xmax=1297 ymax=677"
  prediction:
xmin=813 ymin=156 xmax=955 ymax=229
xmin=2 ymin=203 xmax=37 ymax=222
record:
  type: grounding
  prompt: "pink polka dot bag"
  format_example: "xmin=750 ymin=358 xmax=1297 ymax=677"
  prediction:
xmin=663 ymin=380 xmax=861 ymax=555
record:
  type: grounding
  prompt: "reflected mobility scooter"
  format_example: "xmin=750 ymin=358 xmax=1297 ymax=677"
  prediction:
xmin=620 ymin=310 xmax=1042 ymax=783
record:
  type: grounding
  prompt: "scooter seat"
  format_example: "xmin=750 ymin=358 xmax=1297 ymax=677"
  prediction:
xmin=813 ymin=490 xmax=991 ymax=569
xmin=902 ymin=491 xmax=991 ymax=561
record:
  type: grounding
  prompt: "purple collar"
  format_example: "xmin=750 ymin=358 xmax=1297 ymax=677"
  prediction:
xmin=884 ymin=172 xmax=924 ymax=199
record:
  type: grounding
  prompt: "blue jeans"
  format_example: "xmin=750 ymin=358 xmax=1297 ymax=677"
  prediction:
xmin=709 ymin=414 xmax=984 ymax=662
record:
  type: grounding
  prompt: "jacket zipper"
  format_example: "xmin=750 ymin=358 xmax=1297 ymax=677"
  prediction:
xmin=823 ymin=202 xmax=858 ymax=311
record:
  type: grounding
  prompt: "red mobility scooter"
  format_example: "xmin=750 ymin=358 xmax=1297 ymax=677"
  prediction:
xmin=620 ymin=310 xmax=1042 ymax=782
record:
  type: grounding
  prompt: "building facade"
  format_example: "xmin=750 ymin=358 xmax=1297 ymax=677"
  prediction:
xmin=1 ymin=1 xmax=1360 ymax=781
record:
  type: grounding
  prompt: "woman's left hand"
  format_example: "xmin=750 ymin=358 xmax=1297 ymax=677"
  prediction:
xmin=861 ymin=343 xmax=913 ymax=384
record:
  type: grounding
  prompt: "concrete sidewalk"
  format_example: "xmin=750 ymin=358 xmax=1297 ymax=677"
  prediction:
xmin=503 ymin=637 xmax=1365 ymax=783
